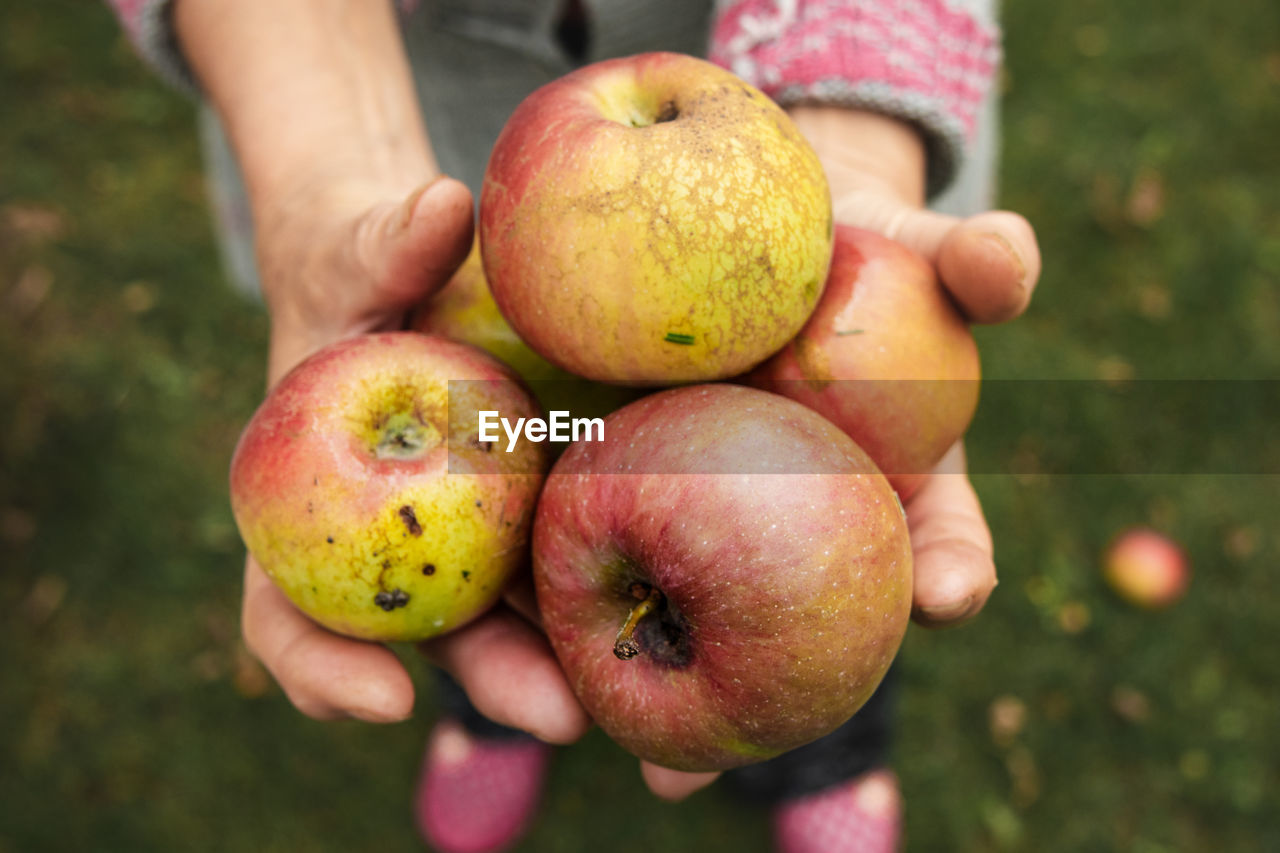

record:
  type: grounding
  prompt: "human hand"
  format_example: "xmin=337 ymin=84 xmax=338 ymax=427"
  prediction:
xmin=239 ymin=175 xmax=589 ymax=745
xmin=640 ymin=108 xmax=1044 ymax=803
xmin=786 ymin=106 xmax=1041 ymax=629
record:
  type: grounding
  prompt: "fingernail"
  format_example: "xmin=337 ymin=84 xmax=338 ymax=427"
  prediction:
xmin=981 ymin=231 xmax=1027 ymax=288
xmin=918 ymin=595 xmax=974 ymax=623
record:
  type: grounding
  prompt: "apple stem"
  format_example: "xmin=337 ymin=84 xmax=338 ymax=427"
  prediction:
xmin=613 ymin=584 xmax=662 ymax=661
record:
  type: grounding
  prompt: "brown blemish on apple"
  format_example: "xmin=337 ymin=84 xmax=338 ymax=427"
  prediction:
xmin=399 ymin=505 xmax=423 ymax=536
xmin=794 ymin=337 xmax=833 ymax=390
xmin=374 ymin=589 xmax=410 ymax=611
xmin=422 ymin=563 xmax=436 ymax=576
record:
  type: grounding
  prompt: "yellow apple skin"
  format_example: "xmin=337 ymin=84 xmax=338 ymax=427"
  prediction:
xmin=410 ymin=241 xmax=643 ymax=422
xmin=412 ymin=241 xmax=566 ymax=384
xmin=229 ymin=333 xmax=547 ymax=643
xmin=480 ymin=52 xmax=833 ymax=386
xmin=745 ymin=226 xmax=980 ymax=500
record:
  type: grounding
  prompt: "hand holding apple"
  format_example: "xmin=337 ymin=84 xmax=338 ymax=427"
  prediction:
xmin=777 ymin=106 xmax=1043 ymax=631
xmin=232 ymin=175 xmax=590 ymax=744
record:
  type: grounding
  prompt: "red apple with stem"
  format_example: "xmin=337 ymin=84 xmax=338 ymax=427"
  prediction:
xmin=229 ymin=332 xmax=548 ymax=643
xmin=480 ymin=51 xmax=833 ymax=385
xmin=532 ymin=384 xmax=912 ymax=771
xmin=745 ymin=225 xmax=980 ymax=500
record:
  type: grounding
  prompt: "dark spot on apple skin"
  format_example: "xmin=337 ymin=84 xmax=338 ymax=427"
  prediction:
xmin=462 ymin=570 xmax=471 ymax=582
xmin=326 ymin=536 xmax=334 ymax=544
xmin=422 ymin=563 xmax=436 ymax=576
xmin=398 ymin=505 xmax=423 ymax=536
xmin=635 ymin=609 xmax=692 ymax=668
xmin=475 ymin=500 xmax=483 ymax=508
xmin=374 ymin=589 xmax=410 ymax=611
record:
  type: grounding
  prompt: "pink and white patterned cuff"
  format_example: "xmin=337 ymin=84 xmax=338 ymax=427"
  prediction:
xmin=105 ymin=0 xmax=198 ymax=93
xmin=710 ymin=0 xmax=1001 ymax=197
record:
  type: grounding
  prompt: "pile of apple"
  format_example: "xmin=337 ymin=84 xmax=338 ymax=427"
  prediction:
xmin=230 ymin=54 xmax=981 ymax=773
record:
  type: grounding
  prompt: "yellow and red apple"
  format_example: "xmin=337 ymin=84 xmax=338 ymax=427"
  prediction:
xmin=229 ymin=332 xmax=548 ymax=643
xmin=745 ymin=226 xmax=980 ymax=499
xmin=480 ymin=51 xmax=833 ymax=385
xmin=1103 ymin=527 xmax=1190 ymax=609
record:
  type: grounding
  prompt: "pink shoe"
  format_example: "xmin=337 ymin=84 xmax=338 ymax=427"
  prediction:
xmin=414 ymin=719 xmax=553 ymax=853
xmin=773 ymin=769 xmax=903 ymax=853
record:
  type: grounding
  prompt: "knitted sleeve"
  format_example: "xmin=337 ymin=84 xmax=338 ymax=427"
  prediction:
xmin=709 ymin=0 xmax=1001 ymax=197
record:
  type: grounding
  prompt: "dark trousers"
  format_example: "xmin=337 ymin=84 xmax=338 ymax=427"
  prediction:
xmin=434 ymin=664 xmax=896 ymax=804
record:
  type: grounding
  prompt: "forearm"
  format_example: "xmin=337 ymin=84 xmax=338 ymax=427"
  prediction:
xmin=174 ymin=0 xmax=435 ymax=216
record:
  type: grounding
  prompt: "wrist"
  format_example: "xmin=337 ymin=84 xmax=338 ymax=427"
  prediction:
xmin=173 ymin=0 xmax=438 ymax=237
xmin=788 ymin=106 xmax=927 ymax=214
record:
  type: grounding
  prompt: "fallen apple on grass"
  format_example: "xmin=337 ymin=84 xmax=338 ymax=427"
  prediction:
xmin=532 ymin=384 xmax=913 ymax=771
xmin=480 ymin=51 xmax=833 ymax=385
xmin=229 ymin=332 xmax=548 ymax=643
xmin=1103 ymin=526 xmax=1190 ymax=609
xmin=745 ymin=226 xmax=980 ymax=500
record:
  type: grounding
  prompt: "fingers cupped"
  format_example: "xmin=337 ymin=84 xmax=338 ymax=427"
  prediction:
xmin=241 ymin=559 xmax=416 ymax=722
xmin=904 ymin=444 xmax=998 ymax=628
xmin=418 ymin=607 xmax=591 ymax=745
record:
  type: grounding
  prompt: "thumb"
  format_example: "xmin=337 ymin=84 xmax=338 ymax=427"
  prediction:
xmin=355 ymin=176 xmax=476 ymax=316
xmin=835 ymin=191 xmax=1041 ymax=324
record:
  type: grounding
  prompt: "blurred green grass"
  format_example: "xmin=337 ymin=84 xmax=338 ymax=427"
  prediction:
xmin=1 ymin=1 xmax=1277 ymax=851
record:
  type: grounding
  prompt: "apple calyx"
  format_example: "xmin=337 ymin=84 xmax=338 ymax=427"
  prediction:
xmin=373 ymin=410 xmax=442 ymax=460
xmin=613 ymin=583 xmax=662 ymax=660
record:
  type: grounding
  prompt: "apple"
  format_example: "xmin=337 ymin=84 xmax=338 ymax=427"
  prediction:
xmin=410 ymin=239 xmax=642 ymax=423
xmin=411 ymin=239 xmax=564 ymax=383
xmin=229 ymin=332 xmax=548 ymax=643
xmin=532 ymin=384 xmax=913 ymax=772
xmin=480 ymin=51 xmax=833 ymax=386
xmin=744 ymin=226 xmax=980 ymax=500
xmin=1103 ymin=527 xmax=1190 ymax=609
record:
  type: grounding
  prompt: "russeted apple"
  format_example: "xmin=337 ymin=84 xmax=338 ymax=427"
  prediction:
xmin=532 ymin=384 xmax=912 ymax=772
xmin=229 ymin=332 xmax=547 ymax=643
xmin=480 ymin=51 xmax=833 ymax=386
xmin=746 ymin=226 xmax=981 ymax=499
